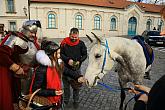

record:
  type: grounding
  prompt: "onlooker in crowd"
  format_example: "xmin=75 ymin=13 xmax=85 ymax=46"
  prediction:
xmin=153 ymin=27 xmax=156 ymax=30
xmin=30 ymin=40 xmax=63 ymax=109
xmin=0 ymin=20 xmax=41 ymax=110
xmin=60 ymin=27 xmax=87 ymax=109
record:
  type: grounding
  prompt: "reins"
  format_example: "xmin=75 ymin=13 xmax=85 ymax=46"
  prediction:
xmin=97 ymin=82 xmax=148 ymax=110
xmin=101 ymin=39 xmax=110 ymax=73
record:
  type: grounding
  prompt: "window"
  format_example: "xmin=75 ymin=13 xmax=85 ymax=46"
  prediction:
xmin=110 ymin=17 xmax=117 ymax=30
xmin=146 ymin=19 xmax=152 ymax=31
xmin=94 ymin=15 xmax=101 ymax=30
xmin=0 ymin=24 xmax=4 ymax=34
xmin=158 ymin=20 xmax=164 ymax=32
xmin=48 ymin=13 xmax=56 ymax=28
xmin=7 ymin=0 xmax=14 ymax=12
xmin=75 ymin=15 xmax=82 ymax=29
xmin=128 ymin=17 xmax=137 ymax=36
xmin=9 ymin=21 xmax=16 ymax=31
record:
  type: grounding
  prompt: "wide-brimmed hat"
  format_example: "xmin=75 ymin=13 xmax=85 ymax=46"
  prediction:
xmin=41 ymin=40 xmax=59 ymax=55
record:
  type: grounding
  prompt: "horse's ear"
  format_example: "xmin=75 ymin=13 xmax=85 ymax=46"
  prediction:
xmin=86 ymin=34 xmax=93 ymax=43
xmin=91 ymin=32 xmax=101 ymax=43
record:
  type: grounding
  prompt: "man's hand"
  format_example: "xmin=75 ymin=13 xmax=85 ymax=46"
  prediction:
xmin=75 ymin=61 xmax=80 ymax=66
xmin=55 ymin=90 xmax=63 ymax=95
xmin=75 ymin=61 xmax=80 ymax=67
xmin=15 ymin=67 xmax=25 ymax=75
xmin=134 ymin=85 xmax=151 ymax=93
xmin=129 ymin=84 xmax=151 ymax=103
xmin=78 ymin=76 xmax=86 ymax=83
xmin=68 ymin=59 xmax=74 ymax=66
xmin=10 ymin=63 xmax=20 ymax=72
xmin=10 ymin=63 xmax=26 ymax=78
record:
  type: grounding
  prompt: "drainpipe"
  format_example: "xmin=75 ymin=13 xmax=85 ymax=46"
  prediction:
xmin=28 ymin=0 xmax=30 ymax=20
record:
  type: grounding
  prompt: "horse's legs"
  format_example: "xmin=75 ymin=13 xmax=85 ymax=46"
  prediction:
xmin=119 ymin=79 xmax=126 ymax=110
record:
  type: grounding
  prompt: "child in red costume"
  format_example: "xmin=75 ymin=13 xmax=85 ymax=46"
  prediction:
xmin=30 ymin=40 xmax=63 ymax=109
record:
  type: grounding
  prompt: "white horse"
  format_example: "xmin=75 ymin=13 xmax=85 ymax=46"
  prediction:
xmin=85 ymin=32 xmax=147 ymax=110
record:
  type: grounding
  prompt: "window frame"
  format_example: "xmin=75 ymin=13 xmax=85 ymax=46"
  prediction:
xmin=47 ymin=13 xmax=56 ymax=29
xmin=94 ymin=15 xmax=101 ymax=30
xmin=146 ymin=19 xmax=152 ymax=31
xmin=75 ymin=14 xmax=83 ymax=30
xmin=110 ymin=16 xmax=117 ymax=31
xmin=8 ymin=21 xmax=17 ymax=31
xmin=6 ymin=0 xmax=15 ymax=13
xmin=158 ymin=20 xmax=164 ymax=32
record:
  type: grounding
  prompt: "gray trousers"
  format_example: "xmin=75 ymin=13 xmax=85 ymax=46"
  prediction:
xmin=62 ymin=76 xmax=80 ymax=103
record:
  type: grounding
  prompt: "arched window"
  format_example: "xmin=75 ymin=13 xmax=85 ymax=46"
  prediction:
xmin=110 ymin=17 xmax=117 ymax=30
xmin=94 ymin=15 xmax=101 ymax=30
xmin=128 ymin=17 xmax=137 ymax=36
xmin=158 ymin=20 xmax=164 ymax=32
xmin=48 ymin=13 xmax=56 ymax=28
xmin=146 ymin=19 xmax=152 ymax=30
xmin=75 ymin=14 xmax=83 ymax=29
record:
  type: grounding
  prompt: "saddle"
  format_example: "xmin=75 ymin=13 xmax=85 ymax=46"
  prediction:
xmin=132 ymin=35 xmax=154 ymax=67
xmin=145 ymin=43 xmax=154 ymax=64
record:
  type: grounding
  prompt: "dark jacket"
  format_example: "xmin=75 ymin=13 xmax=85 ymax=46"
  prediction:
xmin=32 ymin=65 xmax=56 ymax=96
xmin=60 ymin=40 xmax=87 ymax=79
xmin=133 ymin=75 xmax=165 ymax=110
xmin=31 ymin=50 xmax=61 ymax=97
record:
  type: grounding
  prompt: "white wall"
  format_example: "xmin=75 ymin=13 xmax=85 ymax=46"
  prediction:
xmin=0 ymin=0 xmax=28 ymax=31
xmin=0 ymin=1 xmax=163 ymax=38
xmin=30 ymin=3 xmax=163 ymax=38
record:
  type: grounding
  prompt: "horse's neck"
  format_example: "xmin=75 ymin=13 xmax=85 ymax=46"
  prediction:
xmin=106 ymin=37 xmax=128 ymax=53
xmin=104 ymin=37 xmax=136 ymax=71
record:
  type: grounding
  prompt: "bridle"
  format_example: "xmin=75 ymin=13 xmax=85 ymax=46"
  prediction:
xmin=93 ymin=39 xmax=111 ymax=85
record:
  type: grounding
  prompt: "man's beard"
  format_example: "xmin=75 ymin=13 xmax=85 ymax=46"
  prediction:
xmin=70 ymin=39 xmax=77 ymax=42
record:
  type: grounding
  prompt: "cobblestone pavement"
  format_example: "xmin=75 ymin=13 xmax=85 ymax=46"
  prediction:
xmin=56 ymin=38 xmax=165 ymax=110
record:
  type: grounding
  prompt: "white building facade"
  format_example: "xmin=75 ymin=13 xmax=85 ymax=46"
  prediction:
xmin=0 ymin=0 xmax=164 ymax=39
xmin=0 ymin=0 xmax=29 ymax=36
xmin=30 ymin=1 xmax=164 ymax=38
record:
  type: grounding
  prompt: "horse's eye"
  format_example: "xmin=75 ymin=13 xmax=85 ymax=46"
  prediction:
xmin=95 ymin=54 xmax=102 ymax=59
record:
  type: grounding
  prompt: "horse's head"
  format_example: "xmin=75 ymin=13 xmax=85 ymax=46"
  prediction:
xmin=85 ymin=33 xmax=115 ymax=87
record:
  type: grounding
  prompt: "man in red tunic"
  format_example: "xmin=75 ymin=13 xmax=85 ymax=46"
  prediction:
xmin=0 ymin=20 xmax=41 ymax=110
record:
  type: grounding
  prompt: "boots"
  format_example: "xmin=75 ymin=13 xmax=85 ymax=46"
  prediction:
xmin=73 ymin=101 xmax=79 ymax=109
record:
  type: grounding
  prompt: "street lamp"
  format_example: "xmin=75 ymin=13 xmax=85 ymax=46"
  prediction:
xmin=23 ymin=6 xmax=27 ymax=16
